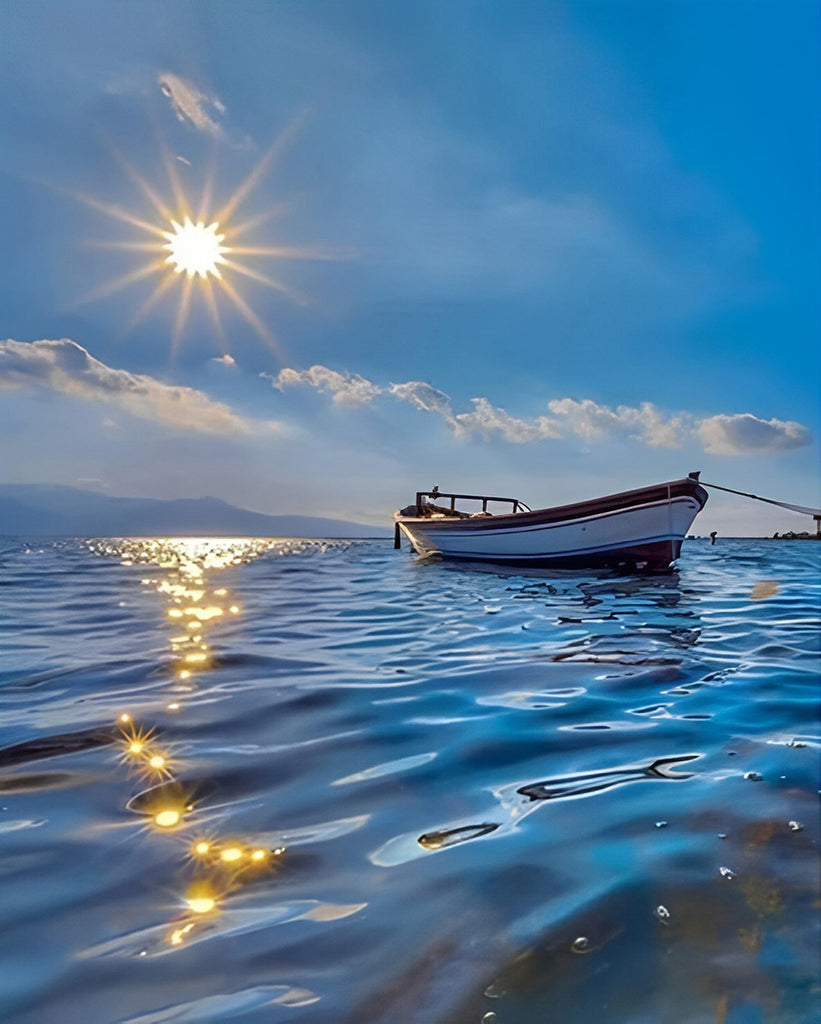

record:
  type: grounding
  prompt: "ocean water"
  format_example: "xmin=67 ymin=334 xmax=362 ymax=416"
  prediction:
xmin=0 ymin=536 xmax=819 ymax=1024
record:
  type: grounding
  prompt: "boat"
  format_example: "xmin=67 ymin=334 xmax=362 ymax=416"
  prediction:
xmin=393 ymin=473 xmax=709 ymax=571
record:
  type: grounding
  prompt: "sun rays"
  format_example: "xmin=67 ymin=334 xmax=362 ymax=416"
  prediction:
xmin=66 ymin=122 xmax=345 ymax=360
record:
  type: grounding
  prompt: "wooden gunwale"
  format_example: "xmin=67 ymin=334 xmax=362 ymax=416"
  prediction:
xmin=401 ymin=478 xmax=707 ymax=532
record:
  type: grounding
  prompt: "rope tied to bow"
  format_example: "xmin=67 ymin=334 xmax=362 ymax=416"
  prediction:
xmin=701 ymin=480 xmax=821 ymax=518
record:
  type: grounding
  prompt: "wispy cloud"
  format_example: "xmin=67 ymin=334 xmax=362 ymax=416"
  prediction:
xmin=158 ymin=72 xmax=225 ymax=136
xmin=271 ymin=362 xmax=812 ymax=456
xmin=1 ymin=339 xmax=281 ymax=436
xmin=388 ymin=380 xmax=453 ymax=417
xmin=266 ymin=365 xmax=381 ymax=407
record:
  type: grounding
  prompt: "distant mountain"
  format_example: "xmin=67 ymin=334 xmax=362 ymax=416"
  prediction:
xmin=0 ymin=485 xmax=389 ymax=538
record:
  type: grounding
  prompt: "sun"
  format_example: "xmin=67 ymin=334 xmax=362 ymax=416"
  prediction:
xmin=163 ymin=218 xmax=228 ymax=280
xmin=64 ymin=119 xmax=345 ymax=358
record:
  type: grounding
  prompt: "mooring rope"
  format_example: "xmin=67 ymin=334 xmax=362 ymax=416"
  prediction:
xmin=701 ymin=481 xmax=821 ymax=518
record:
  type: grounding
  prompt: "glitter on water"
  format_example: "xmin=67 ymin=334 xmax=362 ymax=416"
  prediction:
xmin=0 ymin=536 xmax=819 ymax=1023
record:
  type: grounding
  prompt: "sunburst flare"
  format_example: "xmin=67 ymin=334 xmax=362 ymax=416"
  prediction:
xmin=64 ymin=119 xmax=348 ymax=357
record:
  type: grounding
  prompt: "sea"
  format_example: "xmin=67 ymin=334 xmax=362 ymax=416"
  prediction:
xmin=0 ymin=536 xmax=819 ymax=1024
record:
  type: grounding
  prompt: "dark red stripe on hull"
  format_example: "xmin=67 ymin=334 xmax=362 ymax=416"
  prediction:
xmin=437 ymin=538 xmax=681 ymax=571
xmin=403 ymin=478 xmax=708 ymax=534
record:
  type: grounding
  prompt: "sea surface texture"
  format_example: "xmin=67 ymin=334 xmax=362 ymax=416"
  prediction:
xmin=1 ymin=536 xmax=819 ymax=1024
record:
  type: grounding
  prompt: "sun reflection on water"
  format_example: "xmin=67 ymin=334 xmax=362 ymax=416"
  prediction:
xmin=86 ymin=537 xmax=275 ymax=687
xmin=115 ymin=711 xmax=287 ymax=944
xmin=82 ymin=538 xmax=304 ymax=949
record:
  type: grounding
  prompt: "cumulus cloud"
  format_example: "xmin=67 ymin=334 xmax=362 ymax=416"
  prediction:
xmin=267 ymin=365 xmax=382 ymax=406
xmin=696 ymin=413 xmax=812 ymax=455
xmin=158 ymin=73 xmax=225 ymax=136
xmin=390 ymin=384 xmax=679 ymax=446
xmin=212 ymin=354 xmax=237 ymax=367
xmin=268 ymin=361 xmax=811 ymax=456
xmin=453 ymin=398 xmax=563 ymax=443
xmin=0 ymin=339 xmax=281 ymax=436
xmin=547 ymin=398 xmax=688 ymax=448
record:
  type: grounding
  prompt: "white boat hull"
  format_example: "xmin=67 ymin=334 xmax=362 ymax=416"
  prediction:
xmin=394 ymin=478 xmax=708 ymax=570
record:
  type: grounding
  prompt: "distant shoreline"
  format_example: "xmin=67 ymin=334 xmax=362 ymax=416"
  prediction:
xmin=686 ymin=534 xmax=820 ymax=542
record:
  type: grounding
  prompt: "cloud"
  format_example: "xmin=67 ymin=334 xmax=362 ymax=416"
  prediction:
xmin=0 ymin=339 xmax=282 ymax=436
xmin=696 ymin=414 xmax=812 ymax=455
xmin=212 ymin=354 xmax=237 ymax=367
xmin=389 ymin=380 xmax=453 ymax=417
xmin=453 ymin=398 xmax=563 ymax=443
xmin=158 ymin=73 xmax=225 ymax=136
xmin=547 ymin=398 xmax=688 ymax=448
xmin=269 ymin=362 xmax=812 ymax=456
xmin=303 ymin=370 xmax=675 ymax=446
xmin=267 ymin=365 xmax=382 ymax=406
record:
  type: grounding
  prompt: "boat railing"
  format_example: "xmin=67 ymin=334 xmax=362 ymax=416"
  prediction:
xmin=415 ymin=488 xmax=532 ymax=516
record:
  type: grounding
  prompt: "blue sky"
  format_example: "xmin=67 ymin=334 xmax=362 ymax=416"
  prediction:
xmin=1 ymin=0 xmax=819 ymax=533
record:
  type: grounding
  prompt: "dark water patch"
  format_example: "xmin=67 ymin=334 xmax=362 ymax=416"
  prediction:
xmin=0 ymin=726 xmax=117 ymax=768
xmin=0 ymin=772 xmax=78 ymax=793
xmin=1 ymin=662 xmax=143 ymax=691
xmin=197 ymin=651 xmax=326 ymax=674
xmin=557 ymin=611 xmax=620 ymax=623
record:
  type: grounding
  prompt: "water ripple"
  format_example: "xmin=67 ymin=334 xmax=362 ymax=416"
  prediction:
xmin=0 ymin=536 xmax=818 ymax=1024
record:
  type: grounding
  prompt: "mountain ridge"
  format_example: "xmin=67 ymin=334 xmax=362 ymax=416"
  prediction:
xmin=0 ymin=485 xmax=389 ymax=538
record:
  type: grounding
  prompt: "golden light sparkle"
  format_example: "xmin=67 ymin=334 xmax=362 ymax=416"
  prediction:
xmin=118 ymin=722 xmax=156 ymax=765
xmin=154 ymin=809 xmax=181 ymax=829
xmin=187 ymin=898 xmax=216 ymax=914
xmin=185 ymin=881 xmax=219 ymax=915
xmin=219 ymin=845 xmax=244 ymax=864
xmin=169 ymin=922 xmax=196 ymax=946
